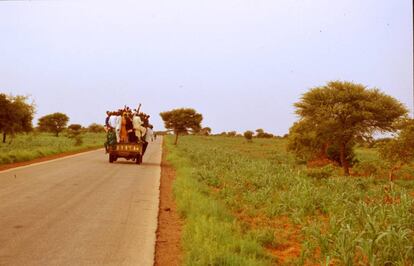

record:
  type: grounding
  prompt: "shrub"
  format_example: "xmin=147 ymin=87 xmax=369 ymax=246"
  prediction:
xmin=306 ymin=164 xmax=336 ymax=179
xmin=244 ymin=131 xmax=253 ymax=141
xmin=353 ymin=161 xmax=382 ymax=176
xmin=88 ymin=123 xmax=104 ymax=133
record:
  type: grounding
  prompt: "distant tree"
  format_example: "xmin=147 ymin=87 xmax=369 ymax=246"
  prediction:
xmin=256 ymin=128 xmax=273 ymax=138
xmin=88 ymin=123 xmax=104 ymax=133
xmin=227 ymin=131 xmax=237 ymax=137
xmin=244 ymin=130 xmax=253 ymax=141
xmin=68 ymin=124 xmax=82 ymax=131
xmin=38 ymin=112 xmax=69 ymax=137
xmin=255 ymin=129 xmax=264 ymax=135
xmin=199 ymin=127 xmax=212 ymax=136
xmin=159 ymin=108 xmax=203 ymax=145
xmin=67 ymin=123 xmax=83 ymax=146
xmin=379 ymin=119 xmax=414 ymax=181
xmin=0 ymin=94 xmax=35 ymax=143
xmin=289 ymin=81 xmax=408 ymax=175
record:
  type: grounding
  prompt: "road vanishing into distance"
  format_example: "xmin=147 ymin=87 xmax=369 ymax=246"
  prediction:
xmin=0 ymin=137 xmax=162 ymax=266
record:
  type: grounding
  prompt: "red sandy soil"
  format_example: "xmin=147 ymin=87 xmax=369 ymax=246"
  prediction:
xmin=155 ymin=144 xmax=183 ymax=266
xmin=234 ymin=211 xmax=303 ymax=264
xmin=0 ymin=147 xmax=102 ymax=172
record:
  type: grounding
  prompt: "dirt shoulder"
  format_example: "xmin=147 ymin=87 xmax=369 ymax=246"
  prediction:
xmin=0 ymin=147 xmax=102 ymax=172
xmin=155 ymin=142 xmax=183 ymax=266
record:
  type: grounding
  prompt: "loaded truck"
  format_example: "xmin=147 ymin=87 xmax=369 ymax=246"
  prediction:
xmin=105 ymin=105 xmax=150 ymax=165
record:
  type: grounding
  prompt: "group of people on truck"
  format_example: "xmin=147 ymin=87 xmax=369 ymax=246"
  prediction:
xmin=104 ymin=105 xmax=154 ymax=154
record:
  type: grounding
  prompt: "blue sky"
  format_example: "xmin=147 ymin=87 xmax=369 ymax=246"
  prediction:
xmin=0 ymin=0 xmax=412 ymax=135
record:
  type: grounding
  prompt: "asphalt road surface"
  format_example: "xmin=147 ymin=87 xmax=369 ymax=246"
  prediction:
xmin=0 ymin=137 xmax=162 ymax=266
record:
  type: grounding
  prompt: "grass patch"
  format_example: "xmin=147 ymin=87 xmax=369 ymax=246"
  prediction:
xmin=166 ymin=138 xmax=274 ymax=265
xmin=0 ymin=132 xmax=105 ymax=165
xmin=166 ymin=135 xmax=414 ymax=265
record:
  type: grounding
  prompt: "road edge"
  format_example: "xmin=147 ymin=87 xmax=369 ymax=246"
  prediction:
xmin=154 ymin=138 xmax=183 ymax=266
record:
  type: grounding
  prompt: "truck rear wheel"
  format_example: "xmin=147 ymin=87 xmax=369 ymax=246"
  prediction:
xmin=136 ymin=154 xmax=142 ymax=165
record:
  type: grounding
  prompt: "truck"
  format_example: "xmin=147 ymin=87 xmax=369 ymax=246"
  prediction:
xmin=105 ymin=105 xmax=150 ymax=165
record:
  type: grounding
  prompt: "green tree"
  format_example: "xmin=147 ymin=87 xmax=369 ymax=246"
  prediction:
xmin=88 ymin=123 xmax=104 ymax=133
xmin=199 ymin=127 xmax=212 ymax=136
xmin=379 ymin=119 xmax=414 ymax=181
xmin=67 ymin=123 xmax=83 ymax=145
xmin=288 ymin=119 xmax=326 ymax=161
xmin=244 ymin=130 xmax=253 ymax=141
xmin=256 ymin=128 xmax=273 ymax=138
xmin=0 ymin=94 xmax=35 ymax=143
xmin=290 ymin=81 xmax=407 ymax=175
xmin=38 ymin=112 xmax=69 ymax=137
xmin=227 ymin=131 xmax=237 ymax=137
xmin=160 ymin=108 xmax=203 ymax=145
xmin=255 ymin=128 xmax=264 ymax=135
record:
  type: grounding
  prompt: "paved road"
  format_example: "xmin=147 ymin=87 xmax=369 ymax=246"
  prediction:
xmin=0 ymin=137 xmax=162 ymax=266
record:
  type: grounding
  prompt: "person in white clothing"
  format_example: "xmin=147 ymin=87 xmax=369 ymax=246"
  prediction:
xmin=115 ymin=115 xmax=122 ymax=143
xmin=132 ymin=113 xmax=146 ymax=140
xmin=145 ymin=126 xmax=154 ymax=142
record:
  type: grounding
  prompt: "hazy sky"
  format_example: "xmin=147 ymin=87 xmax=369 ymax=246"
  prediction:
xmin=1 ymin=0 xmax=412 ymax=135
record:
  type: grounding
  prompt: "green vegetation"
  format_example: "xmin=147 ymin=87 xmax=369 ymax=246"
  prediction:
xmin=288 ymin=81 xmax=408 ymax=175
xmin=166 ymin=135 xmax=414 ymax=265
xmin=38 ymin=112 xmax=69 ymax=137
xmin=0 ymin=94 xmax=35 ymax=143
xmin=379 ymin=119 xmax=414 ymax=181
xmin=0 ymin=132 xmax=105 ymax=165
xmin=244 ymin=130 xmax=254 ymax=141
xmin=255 ymin=129 xmax=274 ymax=138
xmin=67 ymin=124 xmax=84 ymax=146
xmin=160 ymin=108 xmax=203 ymax=145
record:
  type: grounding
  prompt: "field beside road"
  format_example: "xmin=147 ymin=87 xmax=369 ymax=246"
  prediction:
xmin=0 ymin=132 xmax=106 ymax=165
xmin=165 ymin=135 xmax=414 ymax=265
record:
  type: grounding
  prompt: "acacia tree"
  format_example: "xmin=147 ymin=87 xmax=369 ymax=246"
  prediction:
xmin=38 ymin=112 xmax=69 ymax=137
xmin=290 ymin=81 xmax=407 ymax=175
xmin=379 ymin=119 xmax=414 ymax=181
xmin=0 ymin=94 xmax=35 ymax=143
xmin=160 ymin=108 xmax=202 ymax=145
